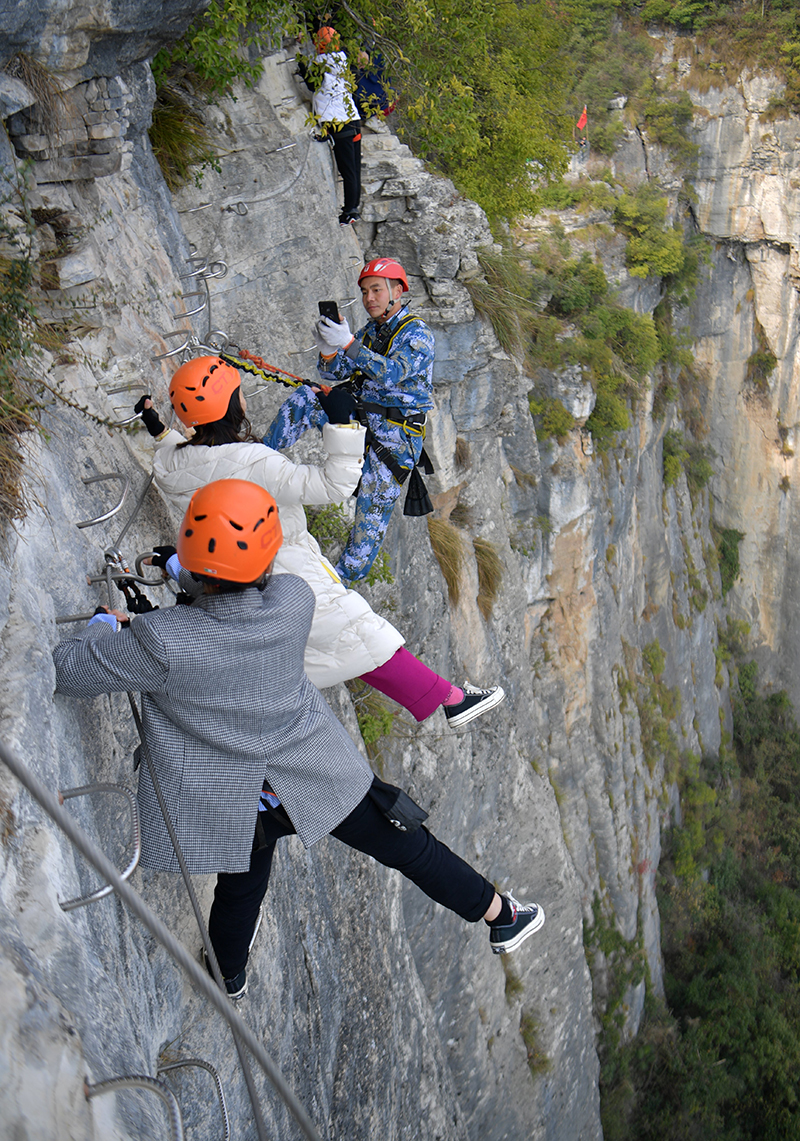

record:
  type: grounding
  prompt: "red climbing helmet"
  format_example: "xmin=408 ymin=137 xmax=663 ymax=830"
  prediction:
xmin=358 ymin=258 xmax=409 ymax=291
xmin=169 ymin=356 xmax=241 ymax=427
xmin=178 ymin=479 xmax=283 ymax=582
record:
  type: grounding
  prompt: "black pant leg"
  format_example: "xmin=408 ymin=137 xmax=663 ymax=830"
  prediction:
xmin=353 ymin=132 xmax=362 ymax=209
xmin=208 ymin=811 xmax=293 ymax=978
xmin=330 ymin=791 xmax=495 ymax=922
xmin=332 ymin=127 xmax=361 ymax=213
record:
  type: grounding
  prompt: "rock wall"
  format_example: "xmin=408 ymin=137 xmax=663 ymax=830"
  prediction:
xmin=0 ymin=36 xmax=599 ymax=1141
xmin=4 ymin=12 xmax=800 ymax=1141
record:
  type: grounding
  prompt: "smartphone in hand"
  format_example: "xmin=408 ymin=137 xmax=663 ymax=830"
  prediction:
xmin=318 ymin=300 xmax=341 ymax=323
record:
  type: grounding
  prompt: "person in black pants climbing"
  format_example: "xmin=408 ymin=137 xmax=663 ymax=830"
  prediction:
xmin=298 ymin=25 xmax=362 ymax=225
xmin=53 ymin=479 xmax=545 ymax=999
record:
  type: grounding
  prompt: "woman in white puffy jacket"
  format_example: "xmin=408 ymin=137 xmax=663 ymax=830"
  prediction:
xmin=140 ymin=356 xmax=504 ymax=730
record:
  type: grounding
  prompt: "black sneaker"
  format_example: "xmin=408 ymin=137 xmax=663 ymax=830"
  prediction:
xmin=444 ymin=683 xmax=505 ymax=729
xmin=202 ymin=949 xmax=248 ymax=999
xmin=489 ymin=893 xmax=545 ymax=955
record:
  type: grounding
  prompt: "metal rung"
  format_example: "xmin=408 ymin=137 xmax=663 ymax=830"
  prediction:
xmin=133 ymin=551 xmax=176 ymax=587
xmin=202 ymin=331 xmax=229 ymax=351
xmin=107 ymin=383 xmax=147 ymax=396
xmin=153 ymin=331 xmax=193 ymax=361
xmin=109 ymin=413 xmax=142 ymax=427
xmin=287 ymin=344 xmax=318 ymax=356
xmin=158 ymin=1060 xmax=229 ymax=1141
xmin=55 ymin=612 xmax=96 ymax=625
xmin=174 ymin=296 xmax=208 ymax=319
xmin=58 ymin=784 xmax=140 ymax=911
xmin=153 ymin=340 xmax=191 ymax=361
xmin=204 ymin=262 xmax=228 ymax=279
xmin=76 ymin=474 xmax=130 ymax=529
xmin=85 ymin=568 xmax=163 ymax=588
xmin=85 ymin=1075 xmax=184 ymax=1141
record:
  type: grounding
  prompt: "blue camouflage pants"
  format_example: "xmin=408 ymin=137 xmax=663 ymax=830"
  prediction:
xmin=263 ymin=385 xmax=423 ymax=581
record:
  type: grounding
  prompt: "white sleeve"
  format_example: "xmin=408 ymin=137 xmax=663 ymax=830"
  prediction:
xmin=249 ymin=422 xmax=365 ymax=506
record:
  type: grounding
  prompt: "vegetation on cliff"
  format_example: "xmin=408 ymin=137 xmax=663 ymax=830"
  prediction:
xmin=602 ymin=650 xmax=800 ymax=1140
xmin=151 ymin=0 xmax=573 ymax=219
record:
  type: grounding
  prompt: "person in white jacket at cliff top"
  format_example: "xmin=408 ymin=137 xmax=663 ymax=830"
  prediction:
xmin=136 ymin=356 xmax=505 ymax=730
xmin=297 ymin=25 xmax=362 ymax=225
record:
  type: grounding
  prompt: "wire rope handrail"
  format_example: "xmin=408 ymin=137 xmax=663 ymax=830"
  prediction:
xmin=0 ymin=738 xmax=323 ymax=1141
xmin=58 ymin=783 xmax=141 ymax=912
xmin=85 ymin=1074 xmax=185 ymax=1141
xmin=158 ymin=1059 xmax=230 ymax=1141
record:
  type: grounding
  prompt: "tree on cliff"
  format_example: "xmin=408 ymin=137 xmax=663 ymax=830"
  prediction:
xmin=152 ymin=0 xmax=572 ymax=221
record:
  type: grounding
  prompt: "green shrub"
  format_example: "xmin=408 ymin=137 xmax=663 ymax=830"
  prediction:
xmin=603 ymin=307 xmax=660 ymax=380
xmin=642 ymin=640 xmax=666 ymax=680
xmin=642 ymin=84 xmax=699 ymax=172
xmin=584 ymin=375 xmax=629 ymax=448
xmin=519 ymin=1009 xmax=551 ymax=1077
xmin=151 ymin=0 xmax=294 ymax=95
xmin=548 ymin=252 xmax=608 ymax=316
xmin=746 ymin=324 xmax=778 ymax=392
xmin=714 ymin=526 xmax=744 ymax=595
xmin=614 ymin=185 xmax=685 ymax=279
xmin=529 ymin=393 xmax=575 ymax=442
xmin=685 ymin=442 xmax=714 ymax=495
xmin=305 ymin=502 xmax=352 ymax=548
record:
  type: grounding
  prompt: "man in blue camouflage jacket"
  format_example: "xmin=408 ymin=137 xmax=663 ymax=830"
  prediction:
xmin=264 ymin=257 xmax=434 ymax=582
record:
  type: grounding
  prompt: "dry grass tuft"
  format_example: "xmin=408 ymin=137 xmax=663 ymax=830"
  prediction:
xmin=474 ymin=536 xmax=504 ymax=620
xmin=1 ymin=53 xmax=66 ymax=136
xmin=428 ymin=516 xmax=464 ymax=605
xmin=454 ymin=436 xmax=471 ymax=470
xmin=149 ymin=77 xmax=219 ymax=192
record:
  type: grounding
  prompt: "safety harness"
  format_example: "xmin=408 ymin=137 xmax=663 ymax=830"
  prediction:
xmin=340 ymin=314 xmax=434 ymax=513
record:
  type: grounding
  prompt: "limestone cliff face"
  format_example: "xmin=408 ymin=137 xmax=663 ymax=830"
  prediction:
xmin=0 ymin=36 xmax=599 ymax=1141
xmin=3 ymin=11 xmax=799 ymax=1141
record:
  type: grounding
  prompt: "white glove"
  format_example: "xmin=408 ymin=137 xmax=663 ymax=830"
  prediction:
xmin=317 ymin=315 xmax=353 ymax=351
xmin=313 ymin=321 xmax=331 ymax=355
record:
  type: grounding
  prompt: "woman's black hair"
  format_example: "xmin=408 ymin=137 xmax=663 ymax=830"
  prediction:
xmin=195 ymin=570 xmax=271 ymax=594
xmin=178 ymin=387 xmax=257 ymax=448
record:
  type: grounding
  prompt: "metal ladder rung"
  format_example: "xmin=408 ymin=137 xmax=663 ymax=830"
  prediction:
xmin=76 ymin=474 xmax=130 ymax=529
xmin=158 ymin=1059 xmax=229 ymax=1141
xmin=58 ymin=784 xmax=140 ymax=912
xmin=85 ymin=1075 xmax=184 ymax=1141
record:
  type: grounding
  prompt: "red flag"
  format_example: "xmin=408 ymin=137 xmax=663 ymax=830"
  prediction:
xmin=576 ymin=105 xmax=588 ymax=131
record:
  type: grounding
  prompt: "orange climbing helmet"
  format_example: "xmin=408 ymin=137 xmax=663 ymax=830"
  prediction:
xmin=358 ymin=258 xmax=409 ymax=291
xmin=169 ymin=356 xmax=241 ymax=427
xmin=314 ymin=26 xmax=340 ymax=52
xmin=177 ymin=479 xmax=283 ymax=582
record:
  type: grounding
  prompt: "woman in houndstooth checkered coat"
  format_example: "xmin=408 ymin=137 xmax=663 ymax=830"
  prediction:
xmin=53 ymin=480 xmax=543 ymax=995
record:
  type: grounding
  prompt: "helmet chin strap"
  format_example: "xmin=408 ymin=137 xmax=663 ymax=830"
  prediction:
xmin=379 ymin=279 xmax=397 ymax=320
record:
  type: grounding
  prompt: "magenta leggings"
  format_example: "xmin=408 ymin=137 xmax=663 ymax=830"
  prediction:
xmin=359 ymin=647 xmax=451 ymax=722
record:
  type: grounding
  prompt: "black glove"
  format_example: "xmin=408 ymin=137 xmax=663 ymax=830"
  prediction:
xmin=134 ymin=395 xmax=167 ymax=437
xmin=150 ymin=545 xmax=177 ymax=569
xmin=316 ymin=386 xmax=357 ymax=424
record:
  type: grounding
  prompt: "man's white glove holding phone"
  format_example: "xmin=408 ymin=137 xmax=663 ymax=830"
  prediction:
xmin=315 ymin=300 xmax=354 ymax=355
